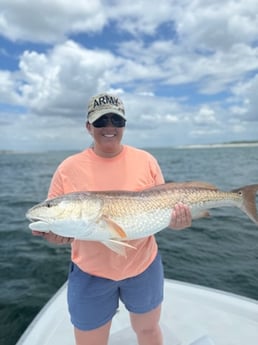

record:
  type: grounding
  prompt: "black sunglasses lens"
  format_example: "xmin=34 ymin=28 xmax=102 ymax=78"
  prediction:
xmin=111 ymin=115 xmax=126 ymax=127
xmin=92 ymin=115 xmax=126 ymax=128
xmin=92 ymin=117 xmax=108 ymax=128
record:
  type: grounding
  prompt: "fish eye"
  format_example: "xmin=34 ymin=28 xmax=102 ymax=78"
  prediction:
xmin=46 ymin=201 xmax=52 ymax=208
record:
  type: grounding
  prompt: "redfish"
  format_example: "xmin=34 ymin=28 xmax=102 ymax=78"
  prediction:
xmin=26 ymin=182 xmax=258 ymax=255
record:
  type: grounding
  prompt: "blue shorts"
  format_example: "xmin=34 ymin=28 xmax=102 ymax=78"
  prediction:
xmin=67 ymin=253 xmax=164 ymax=330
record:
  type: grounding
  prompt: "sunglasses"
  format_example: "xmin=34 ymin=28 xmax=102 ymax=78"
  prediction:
xmin=92 ymin=114 xmax=126 ymax=128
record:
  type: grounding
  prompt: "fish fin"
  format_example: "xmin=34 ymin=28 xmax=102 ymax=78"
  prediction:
xmin=28 ymin=221 xmax=50 ymax=232
xmin=192 ymin=211 xmax=210 ymax=220
xmin=101 ymin=215 xmax=127 ymax=239
xmin=161 ymin=181 xmax=218 ymax=190
xmin=178 ymin=181 xmax=218 ymax=190
xmin=101 ymin=240 xmax=137 ymax=256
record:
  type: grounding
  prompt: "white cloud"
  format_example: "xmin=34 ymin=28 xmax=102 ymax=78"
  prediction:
xmin=0 ymin=0 xmax=258 ymax=151
xmin=194 ymin=106 xmax=218 ymax=125
xmin=0 ymin=71 xmax=21 ymax=103
xmin=15 ymin=40 xmax=118 ymax=117
xmin=106 ymin=0 xmax=176 ymax=36
xmin=0 ymin=112 xmax=90 ymax=152
xmin=231 ymin=74 xmax=258 ymax=121
xmin=0 ymin=0 xmax=105 ymax=42
xmin=176 ymin=0 xmax=258 ymax=50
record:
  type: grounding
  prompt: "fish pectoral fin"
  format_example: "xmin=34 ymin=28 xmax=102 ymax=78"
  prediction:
xmin=101 ymin=240 xmax=137 ymax=257
xmin=192 ymin=211 xmax=211 ymax=220
xmin=28 ymin=221 xmax=50 ymax=232
xmin=101 ymin=215 xmax=127 ymax=239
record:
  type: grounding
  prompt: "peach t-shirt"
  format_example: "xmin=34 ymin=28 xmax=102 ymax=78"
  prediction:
xmin=48 ymin=145 xmax=165 ymax=281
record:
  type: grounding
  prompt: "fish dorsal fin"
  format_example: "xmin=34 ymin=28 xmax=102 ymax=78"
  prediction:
xmin=101 ymin=215 xmax=127 ymax=239
xmin=147 ymin=181 xmax=218 ymax=192
xmin=164 ymin=181 xmax=218 ymax=190
xmin=182 ymin=181 xmax=218 ymax=190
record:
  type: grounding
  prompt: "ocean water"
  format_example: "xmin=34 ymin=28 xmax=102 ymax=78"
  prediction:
xmin=0 ymin=146 xmax=258 ymax=345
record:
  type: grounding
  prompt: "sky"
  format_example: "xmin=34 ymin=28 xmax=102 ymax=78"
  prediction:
xmin=0 ymin=0 xmax=258 ymax=152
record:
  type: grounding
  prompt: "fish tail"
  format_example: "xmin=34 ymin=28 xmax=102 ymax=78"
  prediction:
xmin=231 ymin=184 xmax=258 ymax=225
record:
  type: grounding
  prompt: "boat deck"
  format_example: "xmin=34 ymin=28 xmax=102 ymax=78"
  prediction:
xmin=16 ymin=279 xmax=258 ymax=345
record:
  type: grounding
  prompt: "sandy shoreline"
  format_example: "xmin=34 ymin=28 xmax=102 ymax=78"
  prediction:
xmin=177 ymin=143 xmax=258 ymax=149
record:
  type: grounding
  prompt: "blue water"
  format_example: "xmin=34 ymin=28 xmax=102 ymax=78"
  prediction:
xmin=1 ymin=146 xmax=258 ymax=345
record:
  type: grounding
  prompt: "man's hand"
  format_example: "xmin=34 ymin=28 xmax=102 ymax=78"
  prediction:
xmin=32 ymin=230 xmax=74 ymax=245
xmin=169 ymin=202 xmax=192 ymax=230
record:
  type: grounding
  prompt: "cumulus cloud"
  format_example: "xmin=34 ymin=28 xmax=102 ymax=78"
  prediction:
xmin=17 ymin=40 xmax=118 ymax=117
xmin=175 ymin=0 xmax=258 ymax=49
xmin=231 ymin=74 xmax=258 ymax=121
xmin=0 ymin=0 xmax=106 ymax=42
xmin=0 ymin=0 xmax=257 ymax=151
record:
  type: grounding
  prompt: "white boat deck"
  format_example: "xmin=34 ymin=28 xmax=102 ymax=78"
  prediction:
xmin=16 ymin=279 xmax=258 ymax=345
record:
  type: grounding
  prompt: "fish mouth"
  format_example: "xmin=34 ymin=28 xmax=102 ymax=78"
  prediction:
xmin=26 ymin=214 xmax=46 ymax=222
